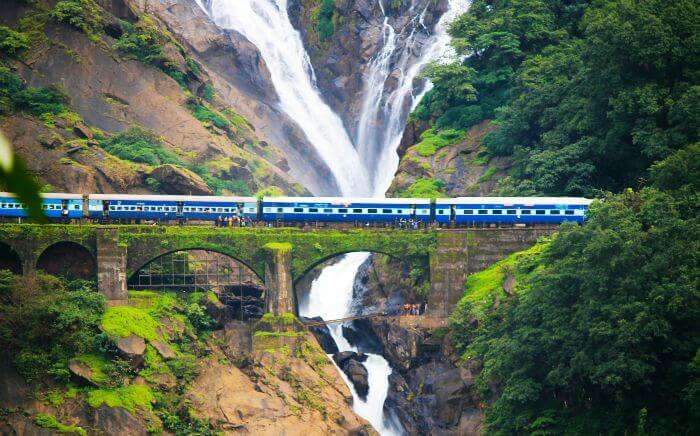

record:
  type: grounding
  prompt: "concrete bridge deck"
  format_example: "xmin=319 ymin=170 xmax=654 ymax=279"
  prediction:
xmin=0 ymin=224 xmax=557 ymax=317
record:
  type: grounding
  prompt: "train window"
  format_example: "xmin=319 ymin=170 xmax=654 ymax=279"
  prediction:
xmin=339 ymin=208 xmax=348 ymax=213
xmin=550 ymin=210 xmax=560 ymax=215
xmin=478 ymin=210 xmax=488 ymax=215
xmin=397 ymin=209 xmax=403 ymax=214
xmin=507 ymin=210 xmax=516 ymax=215
xmin=536 ymin=210 xmax=545 ymax=215
xmin=294 ymin=208 xmax=303 ymax=213
xmin=521 ymin=210 xmax=531 ymax=215
xmin=353 ymin=208 xmax=362 ymax=213
xmin=367 ymin=209 xmax=377 ymax=213
xmin=438 ymin=210 xmax=444 ymax=215
xmin=382 ymin=209 xmax=392 ymax=214
xmin=492 ymin=210 xmax=503 ymax=215
xmin=464 ymin=210 xmax=474 ymax=214
xmin=309 ymin=208 xmax=318 ymax=212
xmin=565 ymin=210 xmax=574 ymax=215
xmin=323 ymin=208 xmax=332 ymax=213
xmin=74 ymin=205 xmax=80 ymax=210
xmin=277 ymin=208 xmax=283 ymax=213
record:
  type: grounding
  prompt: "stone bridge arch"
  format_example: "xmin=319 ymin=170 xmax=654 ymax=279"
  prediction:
xmin=36 ymin=241 xmax=97 ymax=280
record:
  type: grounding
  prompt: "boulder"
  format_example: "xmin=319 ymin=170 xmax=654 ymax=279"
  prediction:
xmin=332 ymin=350 xmax=366 ymax=368
xmin=117 ymin=334 xmax=146 ymax=366
xmin=90 ymin=404 xmax=149 ymax=436
xmin=68 ymin=359 xmax=99 ymax=386
xmin=343 ymin=360 xmax=369 ymax=399
xmin=72 ymin=122 xmax=94 ymax=139
xmin=150 ymin=340 xmax=176 ymax=360
xmin=149 ymin=164 xmax=213 ymax=195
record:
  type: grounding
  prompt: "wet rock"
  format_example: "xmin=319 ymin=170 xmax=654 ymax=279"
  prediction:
xmin=344 ymin=359 xmax=369 ymax=399
xmin=150 ymin=340 xmax=176 ymax=360
xmin=333 ymin=350 xmax=367 ymax=367
xmin=202 ymin=293 xmax=227 ymax=328
xmin=300 ymin=316 xmax=339 ymax=354
xmin=149 ymin=164 xmax=213 ymax=195
xmin=68 ymin=359 xmax=99 ymax=386
xmin=117 ymin=334 xmax=146 ymax=366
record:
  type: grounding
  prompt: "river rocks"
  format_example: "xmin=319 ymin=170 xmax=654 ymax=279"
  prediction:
xmin=149 ymin=164 xmax=213 ymax=195
xmin=116 ymin=334 xmax=146 ymax=366
xmin=333 ymin=351 xmax=369 ymax=399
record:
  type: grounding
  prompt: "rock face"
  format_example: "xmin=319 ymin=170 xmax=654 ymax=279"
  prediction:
xmin=68 ymin=359 xmax=99 ymax=386
xmin=299 ymin=316 xmax=339 ymax=354
xmin=149 ymin=164 xmax=213 ymax=195
xmin=389 ymin=120 xmax=513 ymax=197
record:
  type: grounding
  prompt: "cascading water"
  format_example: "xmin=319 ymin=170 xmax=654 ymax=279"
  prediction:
xmin=198 ymin=0 xmax=370 ymax=196
xmin=192 ymin=0 xmax=467 ymax=433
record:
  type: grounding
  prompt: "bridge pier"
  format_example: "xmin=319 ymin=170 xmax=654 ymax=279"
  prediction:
xmin=97 ymin=229 xmax=127 ymax=300
xmin=262 ymin=243 xmax=295 ymax=315
xmin=427 ymin=228 xmax=556 ymax=317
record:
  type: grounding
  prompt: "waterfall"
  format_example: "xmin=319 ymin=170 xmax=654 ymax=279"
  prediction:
xmin=356 ymin=0 xmax=472 ymax=194
xmin=298 ymin=252 xmax=402 ymax=435
xmin=199 ymin=0 xmax=370 ymax=196
xmin=192 ymin=0 xmax=468 ymax=434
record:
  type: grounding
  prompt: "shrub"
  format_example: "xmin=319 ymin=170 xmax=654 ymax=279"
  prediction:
xmin=0 ymin=67 xmax=67 ymax=117
xmin=187 ymin=101 xmax=230 ymax=130
xmin=395 ymin=178 xmax=446 ymax=198
xmin=34 ymin=413 xmax=86 ymax=435
xmin=86 ymin=385 xmax=154 ymax=413
xmin=100 ymin=305 xmax=160 ymax=341
xmin=184 ymin=302 xmax=214 ymax=331
xmin=0 ymin=26 xmax=29 ymax=58
xmin=50 ymin=0 xmax=103 ymax=36
xmin=413 ymin=128 xmax=463 ymax=157
xmin=98 ymin=127 xmax=181 ymax=166
xmin=0 ymin=273 xmax=105 ymax=382
xmin=316 ymin=0 xmax=335 ymax=41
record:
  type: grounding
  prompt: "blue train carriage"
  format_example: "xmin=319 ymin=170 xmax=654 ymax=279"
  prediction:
xmin=0 ymin=192 xmax=84 ymax=219
xmin=88 ymin=194 xmax=258 ymax=221
xmin=261 ymin=196 xmax=432 ymax=222
xmin=435 ymin=197 xmax=593 ymax=225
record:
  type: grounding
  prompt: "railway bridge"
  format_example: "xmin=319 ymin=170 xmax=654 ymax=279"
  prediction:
xmin=0 ymin=224 xmax=555 ymax=317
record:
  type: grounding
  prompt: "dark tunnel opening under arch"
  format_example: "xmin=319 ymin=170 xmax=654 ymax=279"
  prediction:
xmin=0 ymin=242 xmax=22 ymax=275
xmin=36 ymin=241 xmax=96 ymax=280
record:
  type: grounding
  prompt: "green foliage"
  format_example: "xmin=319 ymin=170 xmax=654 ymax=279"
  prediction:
xmin=0 ymin=26 xmax=29 ymax=58
xmin=413 ymin=128 xmax=463 ymax=157
xmin=316 ymin=0 xmax=335 ymax=41
xmin=0 ymin=274 xmax=105 ymax=382
xmin=0 ymin=67 xmax=68 ymax=117
xmin=72 ymin=353 xmax=110 ymax=385
xmin=187 ymin=101 xmax=231 ymax=130
xmin=50 ymin=0 xmax=103 ymax=37
xmin=86 ymin=384 xmax=154 ymax=413
xmin=101 ymin=305 xmax=161 ymax=341
xmin=416 ymin=0 xmax=699 ymax=196
xmin=452 ymin=186 xmax=699 ymax=433
xmin=184 ymin=302 xmax=214 ymax=331
xmin=98 ymin=127 xmax=181 ymax=167
xmin=34 ymin=413 xmax=86 ymax=435
xmin=394 ymin=178 xmax=446 ymax=198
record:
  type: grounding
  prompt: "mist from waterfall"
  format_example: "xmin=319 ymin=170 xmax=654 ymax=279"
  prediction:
xmin=199 ymin=0 xmax=369 ymax=196
xmin=192 ymin=0 xmax=467 ymax=434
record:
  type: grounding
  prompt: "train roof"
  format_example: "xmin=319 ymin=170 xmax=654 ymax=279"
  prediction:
xmin=0 ymin=192 xmax=83 ymax=200
xmin=262 ymin=196 xmax=431 ymax=205
xmin=89 ymin=194 xmax=257 ymax=202
xmin=435 ymin=197 xmax=594 ymax=205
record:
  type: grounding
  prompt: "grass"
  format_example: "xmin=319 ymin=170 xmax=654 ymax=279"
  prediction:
xmin=413 ymin=128 xmax=463 ymax=157
xmin=86 ymin=384 xmax=154 ymax=413
xmin=395 ymin=178 xmax=447 ymax=198
xmin=456 ymin=242 xmax=548 ymax=321
xmin=101 ymin=305 xmax=161 ymax=341
xmin=478 ymin=166 xmax=497 ymax=183
xmin=34 ymin=413 xmax=86 ymax=435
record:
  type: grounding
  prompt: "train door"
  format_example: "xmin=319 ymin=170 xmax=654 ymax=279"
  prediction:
xmin=450 ymin=205 xmax=456 ymax=225
xmin=82 ymin=195 xmax=89 ymax=218
xmin=176 ymin=201 xmax=184 ymax=218
xmin=102 ymin=200 xmax=110 ymax=220
xmin=60 ymin=199 xmax=69 ymax=220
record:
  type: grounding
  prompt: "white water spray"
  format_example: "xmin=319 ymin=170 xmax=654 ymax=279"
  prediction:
xmin=200 ymin=0 xmax=370 ymax=196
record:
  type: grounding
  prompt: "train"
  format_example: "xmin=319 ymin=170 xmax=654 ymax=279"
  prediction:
xmin=0 ymin=192 xmax=593 ymax=225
